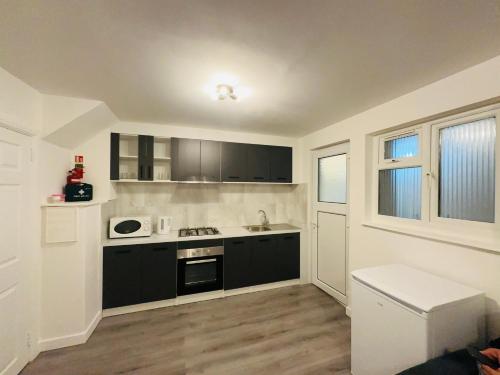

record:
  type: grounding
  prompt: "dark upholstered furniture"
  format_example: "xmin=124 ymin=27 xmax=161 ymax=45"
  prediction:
xmin=398 ymin=338 xmax=500 ymax=375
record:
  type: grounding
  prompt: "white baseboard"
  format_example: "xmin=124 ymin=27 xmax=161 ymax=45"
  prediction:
xmin=103 ymin=298 xmax=177 ymax=317
xmin=103 ymin=279 xmax=301 ymax=317
xmin=38 ymin=310 xmax=101 ymax=352
xmin=224 ymin=279 xmax=301 ymax=297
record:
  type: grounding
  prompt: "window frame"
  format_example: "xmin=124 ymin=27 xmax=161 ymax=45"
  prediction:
xmin=373 ymin=125 xmax=430 ymax=224
xmin=378 ymin=127 xmax=423 ymax=168
xmin=371 ymin=104 xmax=500 ymax=235
xmin=429 ymin=108 xmax=500 ymax=231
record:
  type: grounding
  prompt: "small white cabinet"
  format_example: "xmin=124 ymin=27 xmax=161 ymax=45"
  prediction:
xmin=351 ymin=264 xmax=485 ymax=375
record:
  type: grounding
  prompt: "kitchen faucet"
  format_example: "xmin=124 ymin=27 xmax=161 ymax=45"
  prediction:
xmin=258 ymin=210 xmax=269 ymax=226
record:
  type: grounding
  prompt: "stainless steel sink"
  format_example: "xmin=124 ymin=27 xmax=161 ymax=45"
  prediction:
xmin=245 ymin=225 xmax=272 ymax=232
xmin=244 ymin=223 xmax=299 ymax=232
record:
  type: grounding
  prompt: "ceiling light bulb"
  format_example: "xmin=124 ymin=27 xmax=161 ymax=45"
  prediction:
xmin=216 ymin=84 xmax=236 ymax=100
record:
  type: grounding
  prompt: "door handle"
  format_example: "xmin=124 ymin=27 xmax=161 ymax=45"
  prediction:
xmin=186 ymin=259 xmax=217 ymax=265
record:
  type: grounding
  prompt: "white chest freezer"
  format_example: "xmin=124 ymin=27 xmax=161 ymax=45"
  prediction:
xmin=351 ymin=264 xmax=485 ymax=375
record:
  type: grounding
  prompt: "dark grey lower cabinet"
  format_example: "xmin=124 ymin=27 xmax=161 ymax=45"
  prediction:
xmin=275 ymin=233 xmax=300 ymax=281
xmin=141 ymin=243 xmax=177 ymax=303
xmin=224 ymin=237 xmax=253 ymax=290
xmin=224 ymin=233 xmax=300 ymax=290
xmin=251 ymin=235 xmax=278 ymax=285
xmin=103 ymin=243 xmax=177 ymax=309
xmin=103 ymin=245 xmax=142 ymax=308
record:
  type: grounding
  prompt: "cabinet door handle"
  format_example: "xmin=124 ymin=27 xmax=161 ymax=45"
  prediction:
xmin=277 ymin=177 xmax=287 ymax=180
xmin=253 ymin=176 xmax=264 ymax=180
xmin=139 ymin=166 xmax=143 ymax=179
xmin=258 ymin=238 xmax=270 ymax=242
xmin=232 ymin=241 xmax=245 ymax=245
xmin=115 ymin=249 xmax=131 ymax=254
xmin=228 ymin=176 xmax=240 ymax=179
xmin=148 ymin=166 xmax=152 ymax=179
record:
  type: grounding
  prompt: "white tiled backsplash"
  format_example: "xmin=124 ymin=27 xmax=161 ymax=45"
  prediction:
xmin=102 ymin=183 xmax=307 ymax=237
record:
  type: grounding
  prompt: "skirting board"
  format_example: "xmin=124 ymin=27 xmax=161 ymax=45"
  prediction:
xmin=103 ymin=279 xmax=301 ymax=317
xmin=38 ymin=310 xmax=102 ymax=352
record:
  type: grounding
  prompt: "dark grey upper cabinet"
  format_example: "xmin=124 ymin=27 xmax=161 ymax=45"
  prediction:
xmin=110 ymin=132 xmax=120 ymax=180
xmin=171 ymin=138 xmax=221 ymax=181
xmin=221 ymin=142 xmax=248 ymax=181
xmin=138 ymin=135 xmax=154 ymax=181
xmin=111 ymin=133 xmax=292 ymax=183
xmin=247 ymin=144 xmax=270 ymax=182
xmin=269 ymin=146 xmax=292 ymax=183
xmin=171 ymin=138 xmax=201 ymax=181
xmin=200 ymin=140 xmax=221 ymax=182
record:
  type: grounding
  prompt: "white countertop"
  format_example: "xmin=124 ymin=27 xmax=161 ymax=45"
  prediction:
xmin=103 ymin=225 xmax=302 ymax=247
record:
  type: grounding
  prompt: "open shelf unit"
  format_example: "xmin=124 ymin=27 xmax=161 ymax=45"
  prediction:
xmin=153 ymin=137 xmax=171 ymax=181
xmin=118 ymin=134 xmax=139 ymax=180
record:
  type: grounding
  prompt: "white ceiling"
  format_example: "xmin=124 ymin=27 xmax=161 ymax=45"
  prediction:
xmin=1 ymin=1 xmax=500 ymax=136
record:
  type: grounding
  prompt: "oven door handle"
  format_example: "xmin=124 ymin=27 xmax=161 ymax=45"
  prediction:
xmin=185 ymin=258 xmax=217 ymax=265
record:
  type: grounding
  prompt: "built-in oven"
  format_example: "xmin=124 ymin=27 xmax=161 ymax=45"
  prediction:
xmin=177 ymin=239 xmax=224 ymax=296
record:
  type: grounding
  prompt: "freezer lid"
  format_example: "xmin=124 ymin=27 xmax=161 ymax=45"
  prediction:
xmin=351 ymin=264 xmax=484 ymax=313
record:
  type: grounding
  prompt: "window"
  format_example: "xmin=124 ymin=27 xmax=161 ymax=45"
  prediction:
xmin=318 ymin=153 xmax=347 ymax=203
xmin=372 ymin=105 xmax=499 ymax=231
xmin=438 ymin=117 xmax=496 ymax=223
xmin=379 ymin=167 xmax=421 ymax=219
xmin=384 ymin=133 xmax=419 ymax=160
xmin=377 ymin=129 xmax=423 ymax=220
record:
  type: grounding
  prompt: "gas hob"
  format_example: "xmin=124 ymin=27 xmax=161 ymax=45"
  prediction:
xmin=178 ymin=227 xmax=220 ymax=237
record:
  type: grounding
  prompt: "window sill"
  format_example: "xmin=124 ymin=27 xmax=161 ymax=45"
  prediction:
xmin=362 ymin=221 xmax=500 ymax=255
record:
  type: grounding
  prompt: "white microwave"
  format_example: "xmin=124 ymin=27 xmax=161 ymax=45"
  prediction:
xmin=109 ymin=216 xmax=152 ymax=238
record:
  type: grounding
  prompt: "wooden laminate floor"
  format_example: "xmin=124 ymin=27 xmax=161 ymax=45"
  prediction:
xmin=22 ymin=285 xmax=351 ymax=375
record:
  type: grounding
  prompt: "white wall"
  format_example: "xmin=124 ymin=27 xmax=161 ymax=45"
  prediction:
xmin=300 ymin=55 xmax=500 ymax=339
xmin=73 ymin=127 xmax=113 ymax=202
xmin=0 ymin=67 xmax=41 ymax=135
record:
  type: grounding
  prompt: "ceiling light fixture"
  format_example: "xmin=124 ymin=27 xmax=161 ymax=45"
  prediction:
xmin=216 ymin=83 xmax=237 ymax=101
xmin=203 ymin=72 xmax=251 ymax=102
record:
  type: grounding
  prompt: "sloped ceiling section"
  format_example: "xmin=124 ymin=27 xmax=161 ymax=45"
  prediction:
xmin=42 ymin=95 xmax=118 ymax=149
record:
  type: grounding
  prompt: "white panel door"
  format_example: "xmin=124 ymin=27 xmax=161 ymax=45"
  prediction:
xmin=317 ymin=212 xmax=346 ymax=295
xmin=0 ymin=128 xmax=29 ymax=375
xmin=312 ymin=142 xmax=349 ymax=304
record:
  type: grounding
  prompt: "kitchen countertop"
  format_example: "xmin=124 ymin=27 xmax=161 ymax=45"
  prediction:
xmin=102 ymin=224 xmax=302 ymax=247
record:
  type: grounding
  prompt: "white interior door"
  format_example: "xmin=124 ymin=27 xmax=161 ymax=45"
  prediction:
xmin=312 ymin=142 xmax=349 ymax=305
xmin=0 ymin=127 xmax=30 ymax=375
